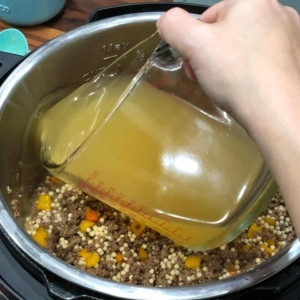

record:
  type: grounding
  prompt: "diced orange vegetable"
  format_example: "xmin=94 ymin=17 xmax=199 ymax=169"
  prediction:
xmin=184 ymin=255 xmax=201 ymax=269
xmin=116 ymin=252 xmax=124 ymax=263
xmin=247 ymin=223 xmax=262 ymax=238
xmin=265 ymin=217 xmax=275 ymax=226
xmin=32 ymin=227 xmax=48 ymax=247
xmin=230 ymin=272 xmax=237 ymax=276
xmin=85 ymin=207 xmax=99 ymax=222
xmin=78 ymin=249 xmax=100 ymax=268
xmin=86 ymin=253 xmax=100 ymax=268
xmin=261 ymin=244 xmax=273 ymax=255
xmin=78 ymin=248 xmax=93 ymax=259
xmin=267 ymin=238 xmax=276 ymax=246
xmin=226 ymin=263 xmax=237 ymax=273
xmin=50 ymin=176 xmax=60 ymax=184
xmin=129 ymin=220 xmax=146 ymax=237
xmin=79 ymin=220 xmax=95 ymax=233
xmin=242 ymin=244 xmax=251 ymax=252
xmin=36 ymin=194 xmax=52 ymax=211
xmin=139 ymin=247 xmax=149 ymax=261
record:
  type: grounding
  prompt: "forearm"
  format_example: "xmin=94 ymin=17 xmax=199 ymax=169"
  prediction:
xmin=241 ymin=83 xmax=300 ymax=237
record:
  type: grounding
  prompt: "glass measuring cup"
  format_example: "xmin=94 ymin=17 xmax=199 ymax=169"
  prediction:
xmin=35 ymin=32 xmax=277 ymax=251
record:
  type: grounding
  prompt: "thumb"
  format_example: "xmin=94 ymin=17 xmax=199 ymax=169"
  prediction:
xmin=156 ymin=7 xmax=207 ymax=60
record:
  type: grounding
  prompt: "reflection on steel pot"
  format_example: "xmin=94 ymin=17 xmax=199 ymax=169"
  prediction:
xmin=0 ymin=4 xmax=300 ymax=300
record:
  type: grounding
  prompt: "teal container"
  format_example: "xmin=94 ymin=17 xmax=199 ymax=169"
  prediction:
xmin=0 ymin=0 xmax=66 ymax=26
xmin=0 ymin=28 xmax=29 ymax=55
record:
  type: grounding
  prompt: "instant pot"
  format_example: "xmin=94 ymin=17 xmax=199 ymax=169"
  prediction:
xmin=1 ymin=3 xmax=300 ymax=300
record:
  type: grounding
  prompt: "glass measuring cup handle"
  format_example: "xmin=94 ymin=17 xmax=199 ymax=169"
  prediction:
xmin=149 ymin=37 xmax=228 ymax=122
xmin=152 ymin=40 xmax=182 ymax=70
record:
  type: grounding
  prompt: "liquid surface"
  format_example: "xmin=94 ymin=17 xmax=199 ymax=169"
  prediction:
xmin=36 ymin=75 xmax=265 ymax=250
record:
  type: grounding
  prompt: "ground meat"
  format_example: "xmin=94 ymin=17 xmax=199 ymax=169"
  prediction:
xmin=68 ymin=235 xmax=81 ymax=248
xmin=64 ymin=251 xmax=77 ymax=264
xmin=25 ymin=176 xmax=296 ymax=287
xmin=47 ymin=236 xmax=58 ymax=253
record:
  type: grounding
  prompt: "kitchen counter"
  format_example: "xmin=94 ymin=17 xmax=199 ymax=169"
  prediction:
xmin=0 ymin=0 xmax=170 ymax=51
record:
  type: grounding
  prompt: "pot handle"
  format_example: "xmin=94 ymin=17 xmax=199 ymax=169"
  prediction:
xmin=0 ymin=52 xmax=25 ymax=86
xmin=42 ymin=270 xmax=113 ymax=300
xmin=87 ymin=2 xmax=208 ymax=24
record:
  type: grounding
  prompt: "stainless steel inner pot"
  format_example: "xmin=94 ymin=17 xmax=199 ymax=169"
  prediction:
xmin=0 ymin=12 xmax=300 ymax=300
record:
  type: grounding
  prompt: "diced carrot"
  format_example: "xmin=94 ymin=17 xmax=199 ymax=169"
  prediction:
xmin=116 ymin=252 xmax=124 ymax=263
xmin=79 ymin=220 xmax=95 ymax=233
xmin=86 ymin=253 xmax=100 ymax=268
xmin=139 ymin=247 xmax=149 ymax=261
xmin=85 ymin=207 xmax=99 ymax=222
xmin=184 ymin=256 xmax=201 ymax=269
xmin=129 ymin=220 xmax=146 ymax=237
xmin=78 ymin=248 xmax=93 ymax=259
xmin=32 ymin=227 xmax=48 ymax=247
xmin=261 ymin=244 xmax=273 ymax=255
xmin=78 ymin=249 xmax=100 ymax=268
xmin=36 ymin=194 xmax=52 ymax=211
xmin=265 ymin=217 xmax=275 ymax=226
xmin=226 ymin=263 xmax=236 ymax=273
xmin=242 ymin=244 xmax=251 ymax=252
xmin=247 ymin=223 xmax=262 ymax=238
xmin=50 ymin=176 xmax=60 ymax=184
xmin=267 ymin=238 xmax=276 ymax=246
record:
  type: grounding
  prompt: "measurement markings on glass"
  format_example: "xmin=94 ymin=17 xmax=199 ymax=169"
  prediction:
xmin=77 ymin=170 xmax=194 ymax=242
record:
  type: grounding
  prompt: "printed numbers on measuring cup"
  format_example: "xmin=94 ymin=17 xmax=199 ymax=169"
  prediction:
xmin=88 ymin=170 xmax=99 ymax=180
xmin=77 ymin=171 xmax=99 ymax=189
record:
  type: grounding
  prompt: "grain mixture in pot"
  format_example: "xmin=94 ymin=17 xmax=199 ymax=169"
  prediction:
xmin=25 ymin=175 xmax=295 ymax=287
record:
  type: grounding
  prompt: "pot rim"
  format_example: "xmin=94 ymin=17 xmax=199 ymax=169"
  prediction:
xmin=0 ymin=12 xmax=300 ymax=300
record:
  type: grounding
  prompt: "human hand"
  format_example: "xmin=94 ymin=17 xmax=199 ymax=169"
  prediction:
xmin=157 ymin=0 xmax=300 ymax=125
